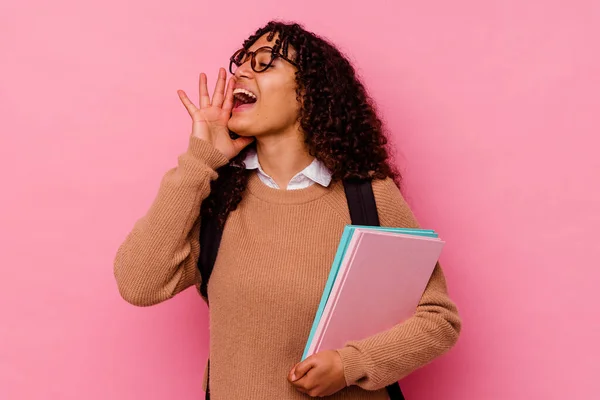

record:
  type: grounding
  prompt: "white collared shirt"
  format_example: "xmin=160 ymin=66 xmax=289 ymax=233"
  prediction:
xmin=243 ymin=148 xmax=332 ymax=190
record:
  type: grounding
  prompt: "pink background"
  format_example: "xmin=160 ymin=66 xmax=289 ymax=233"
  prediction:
xmin=1 ymin=0 xmax=599 ymax=399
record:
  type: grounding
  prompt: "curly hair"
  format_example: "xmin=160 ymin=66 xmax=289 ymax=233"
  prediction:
xmin=202 ymin=21 xmax=401 ymax=227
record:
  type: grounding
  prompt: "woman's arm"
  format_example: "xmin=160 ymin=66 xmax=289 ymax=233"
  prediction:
xmin=336 ymin=177 xmax=462 ymax=389
xmin=113 ymin=136 xmax=229 ymax=306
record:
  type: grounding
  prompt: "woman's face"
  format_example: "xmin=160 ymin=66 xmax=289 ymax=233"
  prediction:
xmin=227 ymin=34 xmax=300 ymax=138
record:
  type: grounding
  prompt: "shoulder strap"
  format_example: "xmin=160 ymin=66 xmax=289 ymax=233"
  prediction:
xmin=343 ymin=178 xmax=405 ymax=400
xmin=342 ymin=179 xmax=380 ymax=226
xmin=197 ymin=211 xmax=222 ymax=301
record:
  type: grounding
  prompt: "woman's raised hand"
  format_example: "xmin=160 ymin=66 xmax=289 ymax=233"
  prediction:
xmin=177 ymin=68 xmax=254 ymax=160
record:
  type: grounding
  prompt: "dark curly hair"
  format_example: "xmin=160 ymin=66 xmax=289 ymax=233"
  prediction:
xmin=202 ymin=20 xmax=401 ymax=227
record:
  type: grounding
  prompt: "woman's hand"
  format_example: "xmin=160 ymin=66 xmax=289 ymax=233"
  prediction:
xmin=288 ymin=350 xmax=347 ymax=397
xmin=177 ymin=68 xmax=254 ymax=160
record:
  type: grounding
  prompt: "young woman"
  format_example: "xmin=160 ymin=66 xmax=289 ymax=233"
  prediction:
xmin=114 ymin=21 xmax=461 ymax=399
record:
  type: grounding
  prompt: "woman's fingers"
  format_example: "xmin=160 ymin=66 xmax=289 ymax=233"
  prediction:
xmin=231 ymin=136 xmax=255 ymax=153
xmin=222 ymin=75 xmax=236 ymax=114
xmin=177 ymin=90 xmax=197 ymax=116
xmin=211 ymin=68 xmax=227 ymax=107
xmin=199 ymin=72 xmax=210 ymax=109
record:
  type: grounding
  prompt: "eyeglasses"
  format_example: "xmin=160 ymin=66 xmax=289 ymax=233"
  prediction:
xmin=229 ymin=46 xmax=298 ymax=74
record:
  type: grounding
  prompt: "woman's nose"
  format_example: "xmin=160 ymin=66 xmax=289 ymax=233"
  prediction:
xmin=234 ymin=59 xmax=254 ymax=79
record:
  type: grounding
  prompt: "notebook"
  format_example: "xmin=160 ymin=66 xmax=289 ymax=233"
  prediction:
xmin=302 ymin=227 xmax=444 ymax=360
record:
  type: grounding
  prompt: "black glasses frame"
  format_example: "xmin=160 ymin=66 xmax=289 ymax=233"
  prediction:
xmin=229 ymin=46 xmax=298 ymax=74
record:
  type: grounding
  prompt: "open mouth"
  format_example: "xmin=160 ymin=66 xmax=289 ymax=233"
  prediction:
xmin=233 ymin=88 xmax=257 ymax=109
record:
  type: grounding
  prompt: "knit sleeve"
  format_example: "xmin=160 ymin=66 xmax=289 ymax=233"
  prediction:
xmin=335 ymin=177 xmax=462 ymax=390
xmin=113 ymin=136 xmax=229 ymax=307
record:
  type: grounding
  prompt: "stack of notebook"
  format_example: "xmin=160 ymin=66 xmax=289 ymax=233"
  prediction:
xmin=302 ymin=225 xmax=445 ymax=360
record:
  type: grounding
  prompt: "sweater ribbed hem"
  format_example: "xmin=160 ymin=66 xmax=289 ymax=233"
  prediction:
xmin=337 ymin=346 xmax=367 ymax=387
xmin=187 ymin=136 xmax=230 ymax=170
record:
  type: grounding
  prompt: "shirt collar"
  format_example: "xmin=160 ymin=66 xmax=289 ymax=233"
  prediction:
xmin=243 ymin=148 xmax=332 ymax=188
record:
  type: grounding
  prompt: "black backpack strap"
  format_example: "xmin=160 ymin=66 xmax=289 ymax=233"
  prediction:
xmin=198 ymin=211 xmax=223 ymax=300
xmin=385 ymin=380 xmax=406 ymax=400
xmin=343 ymin=179 xmax=405 ymax=400
xmin=343 ymin=178 xmax=380 ymax=226
xmin=198 ymin=211 xmax=220 ymax=399
xmin=204 ymin=360 xmax=211 ymax=400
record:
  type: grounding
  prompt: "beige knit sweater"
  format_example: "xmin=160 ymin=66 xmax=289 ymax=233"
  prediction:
xmin=114 ymin=136 xmax=462 ymax=399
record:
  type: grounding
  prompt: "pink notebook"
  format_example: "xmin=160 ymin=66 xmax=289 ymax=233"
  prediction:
xmin=305 ymin=229 xmax=444 ymax=357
